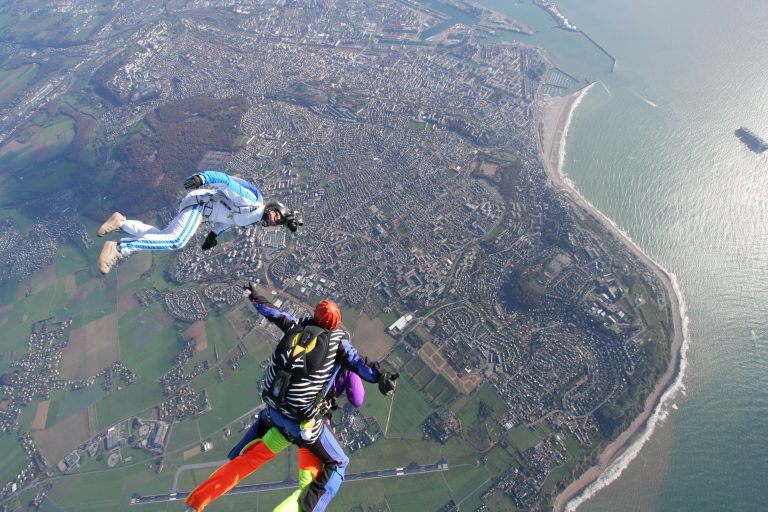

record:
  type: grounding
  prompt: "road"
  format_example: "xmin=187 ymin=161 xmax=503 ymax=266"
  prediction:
xmin=130 ymin=460 xmax=449 ymax=506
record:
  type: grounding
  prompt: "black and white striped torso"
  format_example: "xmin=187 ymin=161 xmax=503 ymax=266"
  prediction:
xmin=262 ymin=323 xmax=343 ymax=428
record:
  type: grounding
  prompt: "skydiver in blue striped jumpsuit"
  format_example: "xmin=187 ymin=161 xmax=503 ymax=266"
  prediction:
xmin=96 ymin=170 xmax=302 ymax=275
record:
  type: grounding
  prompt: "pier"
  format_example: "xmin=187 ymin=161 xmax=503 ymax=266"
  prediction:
xmin=579 ymin=30 xmax=617 ymax=72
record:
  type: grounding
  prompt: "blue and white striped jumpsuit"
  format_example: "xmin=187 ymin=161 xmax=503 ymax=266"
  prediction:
xmin=116 ymin=170 xmax=264 ymax=257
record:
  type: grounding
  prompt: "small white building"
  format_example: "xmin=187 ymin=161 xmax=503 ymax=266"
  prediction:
xmin=388 ymin=314 xmax=414 ymax=333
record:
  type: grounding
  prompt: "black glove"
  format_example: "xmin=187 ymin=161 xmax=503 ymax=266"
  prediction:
xmin=201 ymin=231 xmax=217 ymax=251
xmin=184 ymin=174 xmax=204 ymax=190
xmin=378 ymin=371 xmax=399 ymax=396
xmin=243 ymin=282 xmax=270 ymax=305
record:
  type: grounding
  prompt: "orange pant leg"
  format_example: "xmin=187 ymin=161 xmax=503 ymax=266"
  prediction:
xmin=298 ymin=447 xmax=322 ymax=484
xmin=272 ymin=448 xmax=323 ymax=512
xmin=186 ymin=429 xmax=289 ymax=512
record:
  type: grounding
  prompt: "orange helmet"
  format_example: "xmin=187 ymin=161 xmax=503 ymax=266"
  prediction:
xmin=314 ymin=300 xmax=341 ymax=329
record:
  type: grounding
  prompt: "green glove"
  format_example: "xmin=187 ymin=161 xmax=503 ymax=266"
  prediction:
xmin=378 ymin=371 xmax=399 ymax=396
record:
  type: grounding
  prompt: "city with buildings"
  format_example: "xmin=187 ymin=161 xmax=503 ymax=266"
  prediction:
xmin=0 ymin=0 xmax=674 ymax=510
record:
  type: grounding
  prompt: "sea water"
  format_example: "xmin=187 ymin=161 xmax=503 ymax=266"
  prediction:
xmin=474 ymin=0 xmax=768 ymax=510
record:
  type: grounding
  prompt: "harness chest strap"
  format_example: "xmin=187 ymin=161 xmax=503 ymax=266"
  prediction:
xmin=213 ymin=190 xmax=259 ymax=214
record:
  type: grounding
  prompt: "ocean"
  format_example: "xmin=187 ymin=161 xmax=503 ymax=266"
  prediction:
xmin=474 ymin=0 xmax=768 ymax=510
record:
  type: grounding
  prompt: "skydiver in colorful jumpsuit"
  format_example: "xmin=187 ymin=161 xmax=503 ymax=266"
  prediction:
xmin=96 ymin=170 xmax=302 ymax=274
xmin=271 ymin=369 xmax=365 ymax=512
xmin=184 ymin=288 xmax=397 ymax=512
xmin=198 ymin=369 xmax=365 ymax=512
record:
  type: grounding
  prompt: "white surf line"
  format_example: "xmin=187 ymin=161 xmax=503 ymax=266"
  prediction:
xmin=566 ymin=273 xmax=690 ymax=511
xmin=556 ymin=82 xmax=597 ymax=186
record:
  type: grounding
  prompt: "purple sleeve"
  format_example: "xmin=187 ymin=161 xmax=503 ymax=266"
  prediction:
xmin=344 ymin=371 xmax=365 ymax=408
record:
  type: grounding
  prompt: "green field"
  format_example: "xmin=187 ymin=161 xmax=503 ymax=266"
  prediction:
xmin=242 ymin=328 xmax=274 ymax=363
xmin=506 ymin=424 xmax=547 ymax=452
xmin=94 ymin=378 xmax=165 ymax=432
xmin=485 ymin=444 xmax=520 ymax=479
xmin=385 ymin=375 xmax=433 ymax=437
xmin=18 ymin=401 xmax=39 ymax=434
xmin=70 ymin=277 xmax=118 ymax=327
xmin=165 ymin=463 xmax=492 ymax=512
xmin=64 ymin=93 xmax=101 ymax=117
xmin=115 ymin=251 xmax=154 ymax=292
xmin=340 ymin=305 xmax=360 ymax=333
xmin=413 ymin=363 xmax=436 ymax=388
xmin=7 ymin=10 xmax=108 ymax=46
xmin=450 ymin=470 xmax=494 ymax=512
xmin=0 ymin=207 xmax=35 ymax=232
xmin=0 ymin=116 xmax=76 ymax=177
xmin=455 ymin=382 xmax=507 ymax=428
xmin=118 ymin=302 xmax=179 ymax=378
xmin=205 ymin=313 xmax=242 ymax=358
xmin=412 ymin=324 xmax=434 ymax=344
xmin=378 ymin=311 xmax=398 ymax=327
xmin=195 ymin=356 xmax=264 ymax=436
xmin=346 ymin=436 xmax=488 ymax=511
xmin=387 ymin=346 xmax=410 ymax=370
xmin=0 ymin=436 xmax=29 ymax=490
xmin=352 ymin=436 xmax=442 ymax=469
xmin=423 ymin=374 xmax=458 ymax=405
xmin=404 ymin=352 xmax=427 ymax=375
xmin=483 ymin=214 xmax=506 ymax=242
xmin=44 ymin=459 xmax=179 ymax=512
xmin=166 ymin=417 xmax=202 ymax=453
xmin=48 ymin=385 xmax=108 ymax=427
xmin=0 ymin=63 xmax=38 ymax=105
xmin=0 ymin=271 xmax=88 ymax=358
xmin=406 ymin=120 xmax=430 ymax=130
xmin=32 ymin=396 xmax=501 ymax=512
xmin=359 ymin=380 xmax=395 ymax=428
xmin=56 ymin=243 xmax=92 ymax=277
xmin=404 ymin=351 xmax=458 ymax=408
xmin=639 ymin=302 xmax=660 ymax=328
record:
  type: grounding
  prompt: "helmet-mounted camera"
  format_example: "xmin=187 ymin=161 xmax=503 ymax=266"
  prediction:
xmin=262 ymin=202 xmax=303 ymax=232
xmin=284 ymin=210 xmax=303 ymax=233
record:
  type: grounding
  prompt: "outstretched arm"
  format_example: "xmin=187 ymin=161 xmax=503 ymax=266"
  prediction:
xmin=337 ymin=339 xmax=381 ymax=383
xmin=243 ymin=283 xmax=297 ymax=333
xmin=196 ymin=170 xmax=263 ymax=204
xmin=337 ymin=339 xmax=399 ymax=395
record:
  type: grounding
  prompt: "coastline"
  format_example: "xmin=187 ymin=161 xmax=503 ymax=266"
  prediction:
xmin=536 ymin=87 xmax=687 ymax=511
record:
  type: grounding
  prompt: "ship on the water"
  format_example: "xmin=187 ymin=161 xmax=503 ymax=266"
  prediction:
xmin=735 ymin=127 xmax=768 ymax=153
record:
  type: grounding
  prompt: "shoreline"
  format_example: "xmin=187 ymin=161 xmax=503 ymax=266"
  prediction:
xmin=536 ymin=86 xmax=687 ymax=511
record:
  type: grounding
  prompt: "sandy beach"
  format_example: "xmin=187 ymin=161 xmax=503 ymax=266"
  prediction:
xmin=537 ymin=87 xmax=686 ymax=512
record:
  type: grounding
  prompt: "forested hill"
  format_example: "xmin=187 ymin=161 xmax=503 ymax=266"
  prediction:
xmin=109 ymin=95 xmax=248 ymax=216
